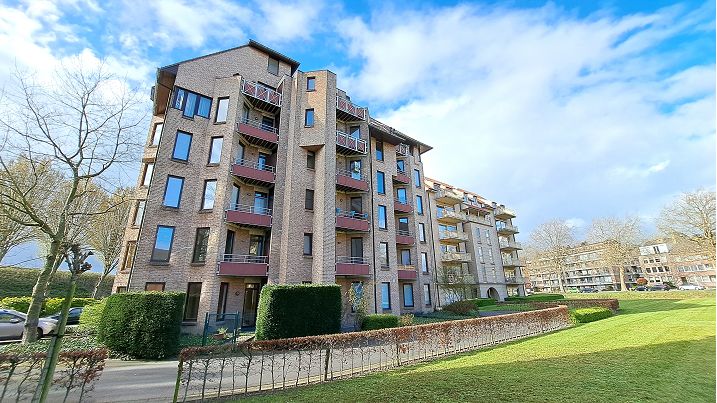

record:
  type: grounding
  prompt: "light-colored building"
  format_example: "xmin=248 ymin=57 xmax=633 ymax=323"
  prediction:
xmin=639 ymin=242 xmax=715 ymax=288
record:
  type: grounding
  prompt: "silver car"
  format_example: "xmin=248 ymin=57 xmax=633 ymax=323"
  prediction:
xmin=0 ymin=309 xmax=58 ymax=340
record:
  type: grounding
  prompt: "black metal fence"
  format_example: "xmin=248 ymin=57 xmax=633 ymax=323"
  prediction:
xmin=201 ymin=312 xmax=242 ymax=346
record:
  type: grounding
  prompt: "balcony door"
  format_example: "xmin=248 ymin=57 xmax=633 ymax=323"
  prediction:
xmin=257 ymin=153 xmax=268 ymax=169
xmin=350 ymin=238 xmax=363 ymax=258
xmin=261 ymin=115 xmax=275 ymax=131
xmin=349 ymin=160 xmax=362 ymax=180
xmin=396 ymin=188 xmax=407 ymax=204
xmin=398 ymin=217 xmax=409 ymax=233
xmin=242 ymin=283 xmax=261 ymax=327
xmin=224 ymin=230 xmax=235 ymax=255
xmin=231 ymin=184 xmax=240 ymax=207
xmin=350 ymin=197 xmax=362 ymax=214
xmin=235 ymin=143 xmax=244 ymax=162
xmin=249 ymin=235 xmax=265 ymax=256
xmin=396 ymin=159 xmax=405 ymax=173
xmin=254 ymin=192 xmax=268 ymax=214
xmin=400 ymin=249 xmax=411 ymax=265
xmin=349 ymin=126 xmax=360 ymax=139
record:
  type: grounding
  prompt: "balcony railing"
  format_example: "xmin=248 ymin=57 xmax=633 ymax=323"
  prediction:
xmin=467 ymin=214 xmax=491 ymax=226
xmin=240 ymin=78 xmax=282 ymax=108
xmin=239 ymin=117 xmax=278 ymax=134
xmin=336 ymin=130 xmax=368 ymax=154
xmin=236 ymin=118 xmax=279 ymax=148
xmin=229 ymin=203 xmax=271 ymax=216
xmin=217 ymin=254 xmax=269 ymax=277
xmin=496 ymin=223 xmax=519 ymax=234
xmin=435 ymin=188 xmax=463 ymax=205
xmin=336 ymin=168 xmax=369 ymax=192
xmin=396 ymin=143 xmax=409 ymax=156
xmin=502 ymin=256 xmax=525 ymax=267
xmin=393 ymin=168 xmax=411 ymax=184
xmin=495 ymin=205 xmax=516 ymax=219
xmin=441 ymin=252 xmax=472 ymax=263
xmin=436 ymin=208 xmax=468 ymax=223
xmin=336 ymin=209 xmax=368 ymax=220
xmin=397 ymin=229 xmax=411 ymax=236
xmin=231 ymin=158 xmax=276 ymax=186
xmin=235 ymin=158 xmax=275 ymax=173
xmin=221 ymin=254 xmax=268 ymax=264
xmin=336 ymin=96 xmax=367 ymax=121
xmin=337 ymin=256 xmax=370 ymax=265
xmin=394 ymin=198 xmax=413 ymax=214
xmin=336 ymin=208 xmax=370 ymax=232
xmin=499 ymin=239 xmax=523 ymax=250
xmin=439 ymin=230 xmax=469 ymax=242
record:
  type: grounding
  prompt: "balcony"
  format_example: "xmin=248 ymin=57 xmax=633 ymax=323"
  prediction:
xmin=439 ymin=269 xmax=475 ymax=284
xmin=504 ymin=276 xmax=523 ymax=284
xmin=439 ymin=230 xmax=468 ymax=244
xmin=464 ymin=200 xmax=492 ymax=216
xmin=495 ymin=205 xmax=516 ymax=219
xmin=236 ymin=118 xmax=278 ymax=149
xmin=336 ymin=209 xmax=370 ymax=232
xmin=467 ymin=214 xmax=491 ymax=226
xmin=436 ymin=208 xmax=468 ymax=224
xmin=225 ymin=204 xmax=272 ymax=228
xmin=336 ymin=256 xmax=370 ymax=276
xmin=336 ymin=168 xmax=369 ymax=192
xmin=240 ymin=78 xmax=282 ymax=113
xmin=441 ymin=252 xmax=472 ymax=263
xmin=393 ymin=168 xmax=411 ymax=184
xmin=435 ymin=188 xmax=463 ymax=205
xmin=336 ymin=96 xmax=367 ymax=122
xmin=396 ymin=143 xmax=410 ymax=156
xmin=396 ymin=229 xmax=415 ymax=245
xmin=336 ymin=130 xmax=368 ymax=155
xmin=217 ymin=255 xmax=268 ymax=277
xmin=497 ymin=223 xmax=519 ymax=235
xmin=398 ymin=265 xmax=417 ymax=280
xmin=393 ymin=198 xmax=413 ymax=214
xmin=231 ymin=159 xmax=276 ymax=187
xmin=499 ymin=239 xmax=523 ymax=251
xmin=502 ymin=256 xmax=525 ymax=268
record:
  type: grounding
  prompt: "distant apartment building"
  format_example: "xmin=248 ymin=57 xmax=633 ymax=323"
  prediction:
xmin=639 ymin=242 xmax=715 ymax=288
xmin=112 ymin=40 xmax=522 ymax=330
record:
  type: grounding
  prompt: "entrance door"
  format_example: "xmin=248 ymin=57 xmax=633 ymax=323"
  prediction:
xmin=242 ymin=283 xmax=261 ymax=327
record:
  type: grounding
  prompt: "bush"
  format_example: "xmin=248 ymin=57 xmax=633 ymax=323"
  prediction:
xmin=571 ymin=307 xmax=613 ymax=323
xmin=0 ymin=267 xmax=113 ymax=298
xmin=98 ymin=292 xmax=185 ymax=359
xmin=399 ymin=314 xmax=414 ymax=327
xmin=470 ymin=298 xmax=498 ymax=308
xmin=443 ymin=300 xmax=475 ymax=315
xmin=505 ymin=294 xmax=565 ymax=302
xmin=79 ymin=299 xmax=107 ymax=333
xmin=0 ymin=296 xmax=98 ymax=316
xmin=255 ymin=284 xmax=341 ymax=340
xmin=361 ymin=314 xmax=400 ymax=330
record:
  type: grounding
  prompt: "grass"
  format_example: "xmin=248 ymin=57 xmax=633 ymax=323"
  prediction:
xmin=412 ymin=303 xmax=534 ymax=325
xmin=244 ymin=293 xmax=716 ymax=402
xmin=564 ymin=290 xmax=715 ymax=300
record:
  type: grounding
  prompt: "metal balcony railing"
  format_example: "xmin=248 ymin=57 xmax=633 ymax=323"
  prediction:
xmin=439 ymin=230 xmax=468 ymax=241
xmin=397 ymin=229 xmax=411 ymax=237
xmin=221 ymin=254 xmax=268 ymax=264
xmin=336 ymin=130 xmax=368 ymax=154
xmin=336 ymin=208 xmax=368 ymax=220
xmin=398 ymin=264 xmax=416 ymax=271
xmin=234 ymin=158 xmax=275 ymax=173
xmin=394 ymin=197 xmax=411 ymax=206
xmin=396 ymin=143 xmax=409 ymax=156
xmin=499 ymin=239 xmax=523 ymax=250
xmin=336 ymin=96 xmax=367 ymax=120
xmin=237 ymin=117 xmax=278 ymax=134
xmin=496 ymin=223 xmax=519 ymax=233
xmin=240 ymin=78 xmax=282 ymax=107
xmin=228 ymin=203 xmax=272 ymax=216
xmin=437 ymin=208 xmax=468 ymax=222
xmin=337 ymin=256 xmax=369 ymax=265
xmin=336 ymin=168 xmax=368 ymax=181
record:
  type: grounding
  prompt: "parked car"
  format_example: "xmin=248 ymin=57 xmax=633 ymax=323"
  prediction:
xmin=44 ymin=307 xmax=84 ymax=326
xmin=580 ymin=288 xmax=599 ymax=293
xmin=0 ymin=309 xmax=58 ymax=341
xmin=678 ymin=284 xmax=706 ymax=291
xmin=648 ymin=284 xmax=670 ymax=291
xmin=634 ymin=286 xmax=647 ymax=291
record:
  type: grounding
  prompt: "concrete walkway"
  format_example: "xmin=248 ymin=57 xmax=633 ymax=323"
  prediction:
xmin=91 ymin=359 xmax=179 ymax=402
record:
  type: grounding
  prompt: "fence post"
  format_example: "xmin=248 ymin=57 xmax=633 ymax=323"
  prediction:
xmin=172 ymin=358 xmax=183 ymax=403
xmin=202 ymin=313 xmax=209 ymax=347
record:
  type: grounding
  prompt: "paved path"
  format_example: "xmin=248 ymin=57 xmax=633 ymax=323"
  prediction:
xmin=91 ymin=359 xmax=179 ymax=402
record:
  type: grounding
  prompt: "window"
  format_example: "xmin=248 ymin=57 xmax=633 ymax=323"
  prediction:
xmin=379 ymin=242 xmax=389 ymax=267
xmin=163 ymin=176 xmax=184 ymax=208
xmin=268 ymin=57 xmax=279 ymax=75
xmin=133 ymin=200 xmax=146 ymax=226
xmin=192 ymin=228 xmax=210 ymax=263
xmin=304 ymin=109 xmax=314 ymax=127
xmin=303 ymin=233 xmax=313 ymax=256
xmin=376 ymin=141 xmax=384 ymax=161
xmin=351 ymin=237 xmax=364 ymax=258
xmin=307 ymin=151 xmax=315 ymax=169
xmin=116 ymin=286 xmax=127 ymax=293
xmin=418 ymin=223 xmax=426 ymax=242
xmin=145 ymin=282 xmax=165 ymax=292
xmin=172 ymin=131 xmax=192 ymax=161
xmin=488 ymin=248 xmax=494 ymax=263
xmin=403 ymin=283 xmax=414 ymax=307
xmin=151 ymin=226 xmax=175 ymax=262
xmin=122 ymin=241 xmax=136 ymax=270
xmin=485 ymin=230 xmax=491 ymax=245
xmin=378 ymin=205 xmax=387 ymax=229
xmin=381 ymin=282 xmax=391 ymax=309
xmin=208 ymin=137 xmax=223 ymax=164
xmin=305 ymin=189 xmax=314 ymax=210
xmin=396 ymin=188 xmax=407 ymax=204
xmin=421 ymin=252 xmax=429 ymax=273
xmin=201 ymin=180 xmax=217 ymax=210
xmin=183 ymin=282 xmax=202 ymax=322
xmin=224 ymin=230 xmax=235 ymax=255
xmin=478 ymin=247 xmax=484 ymax=263
xmin=249 ymin=235 xmax=265 ymax=256
xmin=400 ymin=249 xmax=411 ymax=265
xmin=398 ymin=217 xmax=409 ymax=233
xmin=475 ymin=228 xmax=481 ymax=243
xmin=350 ymin=196 xmax=363 ymax=213
xmin=416 ymin=195 xmax=424 ymax=215
xmin=423 ymin=284 xmax=431 ymax=306
xmin=217 ymin=282 xmax=229 ymax=318
xmin=150 ymin=122 xmax=163 ymax=146
xmin=350 ymin=282 xmax=363 ymax=312
xmin=215 ymin=98 xmax=229 ymax=123
xmin=413 ymin=169 xmax=421 ymax=187
xmin=173 ymin=88 xmax=211 ymax=118
xmin=376 ymin=171 xmax=385 ymax=194
xmin=141 ymin=163 xmax=154 ymax=187
xmin=306 ymin=77 xmax=315 ymax=91
xmin=396 ymin=159 xmax=405 ymax=173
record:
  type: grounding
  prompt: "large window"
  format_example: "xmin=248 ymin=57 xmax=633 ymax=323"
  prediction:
xmin=303 ymin=233 xmax=313 ymax=256
xmin=122 ymin=241 xmax=136 ymax=270
xmin=201 ymin=180 xmax=217 ymax=210
xmin=379 ymin=242 xmax=389 ymax=267
xmin=183 ymin=282 xmax=202 ymax=322
xmin=163 ymin=176 xmax=184 ymax=208
xmin=400 ymin=249 xmax=411 ymax=265
xmin=215 ymin=98 xmax=229 ymax=123
xmin=268 ymin=57 xmax=279 ymax=75
xmin=421 ymin=252 xmax=429 ymax=273
xmin=150 ymin=122 xmax=163 ymax=146
xmin=305 ymin=109 xmax=314 ymax=127
xmin=396 ymin=188 xmax=407 ymax=204
xmin=145 ymin=282 xmax=165 ymax=292
xmin=305 ymin=189 xmax=314 ymax=210
xmin=174 ymin=88 xmax=211 ymax=118
xmin=403 ymin=283 xmax=414 ymax=307
xmin=418 ymin=223 xmax=426 ymax=242
xmin=208 ymin=137 xmax=223 ymax=164
xmin=172 ymin=131 xmax=192 ymax=161
xmin=151 ymin=226 xmax=175 ymax=262
xmin=416 ymin=195 xmax=424 ymax=215
xmin=378 ymin=205 xmax=387 ymax=229
xmin=306 ymin=77 xmax=315 ymax=91
xmin=423 ymin=284 xmax=431 ymax=306
xmin=192 ymin=228 xmax=210 ymax=263
xmin=132 ymin=200 xmax=146 ymax=227
xmin=381 ymin=282 xmax=391 ymax=309
xmin=376 ymin=171 xmax=385 ymax=194
xmin=396 ymin=159 xmax=405 ymax=173
xmin=217 ymin=282 xmax=229 ymax=318
xmin=376 ymin=141 xmax=384 ymax=161
xmin=413 ymin=169 xmax=421 ymax=187
xmin=141 ymin=163 xmax=154 ymax=187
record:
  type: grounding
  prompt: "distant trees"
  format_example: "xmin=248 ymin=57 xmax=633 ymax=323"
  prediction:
xmin=528 ymin=220 xmax=575 ymax=292
xmin=587 ymin=216 xmax=643 ymax=291
xmin=657 ymin=189 xmax=716 ymax=261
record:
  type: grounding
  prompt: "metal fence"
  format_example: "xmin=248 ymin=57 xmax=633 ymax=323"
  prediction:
xmin=201 ymin=313 xmax=242 ymax=347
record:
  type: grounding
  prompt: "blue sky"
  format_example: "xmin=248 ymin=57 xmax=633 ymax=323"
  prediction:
xmin=0 ymin=0 xmax=714 ymax=270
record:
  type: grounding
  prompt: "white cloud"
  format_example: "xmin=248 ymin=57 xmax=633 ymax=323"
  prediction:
xmin=565 ymin=218 xmax=587 ymax=229
xmin=254 ymin=0 xmax=326 ymax=42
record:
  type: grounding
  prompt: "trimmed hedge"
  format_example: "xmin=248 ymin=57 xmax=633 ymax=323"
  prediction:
xmin=255 ymin=284 xmax=341 ymax=340
xmin=505 ymin=294 xmax=565 ymax=302
xmin=361 ymin=314 xmax=400 ymax=330
xmin=98 ymin=292 xmax=185 ymax=359
xmin=0 ymin=267 xmax=113 ymax=298
xmin=78 ymin=298 xmax=107 ymax=333
xmin=443 ymin=300 xmax=475 ymax=315
xmin=0 ymin=296 xmax=98 ymax=316
xmin=571 ymin=307 xmax=613 ymax=323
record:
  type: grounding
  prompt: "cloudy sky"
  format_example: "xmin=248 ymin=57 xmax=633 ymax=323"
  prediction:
xmin=0 ymin=0 xmax=714 ymax=267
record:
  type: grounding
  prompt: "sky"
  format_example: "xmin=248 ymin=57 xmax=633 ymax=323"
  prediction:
xmin=0 ymin=0 xmax=715 ymax=269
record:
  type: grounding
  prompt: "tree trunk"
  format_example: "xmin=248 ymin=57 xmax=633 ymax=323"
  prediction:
xmin=91 ymin=273 xmax=106 ymax=299
xmin=22 ymin=240 xmax=62 ymax=344
xmin=619 ymin=267 xmax=627 ymax=291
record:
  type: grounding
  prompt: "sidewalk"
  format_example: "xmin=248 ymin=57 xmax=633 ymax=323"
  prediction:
xmin=91 ymin=359 xmax=179 ymax=402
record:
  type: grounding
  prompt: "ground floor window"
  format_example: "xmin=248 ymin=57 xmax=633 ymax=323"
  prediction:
xmin=216 ymin=282 xmax=229 ymax=319
xmin=183 ymin=282 xmax=202 ymax=322
xmin=381 ymin=282 xmax=391 ymax=309
xmin=402 ymin=283 xmax=414 ymax=307
xmin=423 ymin=284 xmax=431 ymax=306
xmin=145 ymin=282 xmax=165 ymax=292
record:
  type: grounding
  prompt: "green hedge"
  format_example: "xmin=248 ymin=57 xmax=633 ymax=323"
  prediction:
xmin=362 ymin=314 xmax=400 ymax=330
xmin=255 ymin=284 xmax=341 ymax=340
xmin=0 ymin=296 xmax=98 ymax=316
xmin=571 ymin=307 xmax=613 ymax=323
xmin=0 ymin=267 xmax=113 ymax=298
xmin=78 ymin=298 xmax=107 ymax=333
xmin=505 ymin=294 xmax=565 ymax=302
xmin=443 ymin=300 xmax=475 ymax=315
xmin=98 ymin=292 xmax=185 ymax=359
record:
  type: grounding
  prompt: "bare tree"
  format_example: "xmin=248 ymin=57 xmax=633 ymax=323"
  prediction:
xmin=587 ymin=216 xmax=643 ymax=291
xmin=657 ymin=189 xmax=716 ymax=260
xmin=528 ymin=220 xmax=575 ymax=292
xmin=0 ymin=61 xmax=143 ymax=343
xmin=87 ymin=187 xmax=132 ymax=297
xmin=0 ymin=203 xmax=35 ymax=263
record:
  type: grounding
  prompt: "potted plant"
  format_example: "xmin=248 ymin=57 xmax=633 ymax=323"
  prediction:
xmin=212 ymin=327 xmax=229 ymax=340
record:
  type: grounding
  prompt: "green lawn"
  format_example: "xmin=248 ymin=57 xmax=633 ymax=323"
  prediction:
xmin=246 ymin=294 xmax=716 ymax=402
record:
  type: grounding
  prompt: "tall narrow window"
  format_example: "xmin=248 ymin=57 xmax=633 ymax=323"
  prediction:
xmin=122 ymin=241 xmax=136 ymax=270
xmin=396 ymin=188 xmax=407 ymax=204
xmin=306 ymin=77 xmax=315 ymax=91
xmin=351 ymin=282 xmax=363 ymax=312
xmin=423 ymin=284 xmax=431 ymax=306
xmin=303 ymin=233 xmax=313 ymax=256
xmin=305 ymin=189 xmax=314 ymax=210
xmin=163 ymin=176 xmax=184 ymax=208
xmin=403 ymin=283 xmax=414 ymax=307
xmin=485 ymin=230 xmax=491 ymax=245
xmin=376 ymin=141 xmax=384 ymax=161
xmin=381 ymin=282 xmax=391 ymax=309
xmin=201 ymin=180 xmax=217 ymax=210
xmin=350 ymin=197 xmax=363 ymax=213
xmin=268 ymin=57 xmax=279 ymax=75
xmin=215 ymin=98 xmax=229 ymax=123
xmin=378 ymin=205 xmax=387 ymax=229
xmin=183 ymin=282 xmax=202 ymax=322
xmin=376 ymin=171 xmax=385 ymax=194
xmin=416 ymin=195 xmax=424 ymax=215
xmin=413 ymin=169 xmax=421 ymax=187
xmin=192 ymin=228 xmax=210 ymax=263
xmin=305 ymin=109 xmax=314 ymax=127
xmin=398 ymin=217 xmax=409 ymax=233
xmin=230 ymin=184 xmax=240 ymax=207
xmin=488 ymin=248 xmax=494 ymax=263
xmin=350 ymin=238 xmax=363 ymax=258
xmin=249 ymin=235 xmax=265 ymax=256
xmin=151 ymin=122 xmax=163 ymax=146
xmin=217 ymin=282 xmax=229 ymax=319
xmin=141 ymin=163 xmax=154 ymax=187
xmin=133 ymin=200 xmax=146 ymax=226
xmin=475 ymin=228 xmax=481 ymax=243
xmin=307 ymin=151 xmax=315 ymax=169
xmin=418 ymin=223 xmax=426 ymax=242
xmin=151 ymin=226 xmax=175 ymax=262
xmin=208 ymin=137 xmax=223 ymax=164
xmin=401 ymin=249 xmax=411 ymax=265
xmin=379 ymin=242 xmax=389 ymax=267
xmin=172 ymin=131 xmax=192 ymax=161
xmin=421 ymin=252 xmax=429 ymax=273
xmin=478 ymin=247 xmax=484 ymax=263
xmin=224 ymin=230 xmax=235 ymax=255
xmin=396 ymin=159 xmax=405 ymax=173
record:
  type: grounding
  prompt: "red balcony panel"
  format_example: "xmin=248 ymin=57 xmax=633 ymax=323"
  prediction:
xmin=398 ymin=269 xmax=418 ymax=280
xmin=394 ymin=201 xmax=412 ymax=214
xmin=226 ymin=210 xmax=272 ymax=228
xmin=231 ymin=163 xmax=276 ymax=184
xmin=336 ymin=263 xmax=370 ymax=276
xmin=218 ymin=262 xmax=268 ymax=277
xmin=393 ymin=173 xmax=410 ymax=184
xmin=336 ymin=216 xmax=370 ymax=232
xmin=396 ymin=234 xmax=415 ymax=245
xmin=337 ymin=174 xmax=369 ymax=192
xmin=237 ymin=122 xmax=278 ymax=145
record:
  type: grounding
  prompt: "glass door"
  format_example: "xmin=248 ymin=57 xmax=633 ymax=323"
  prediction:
xmin=249 ymin=235 xmax=265 ymax=256
xmin=350 ymin=160 xmax=362 ymax=180
xmin=242 ymin=283 xmax=260 ymax=327
xmin=397 ymin=188 xmax=407 ymax=204
xmin=254 ymin=192 xmax=268 ymax=214
xmin=401 ymin=249 xmax=411 ymax=265
xmin=351 ymin=238 xmax=363 ymax=258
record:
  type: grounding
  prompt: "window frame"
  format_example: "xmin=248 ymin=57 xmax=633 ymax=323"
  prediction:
xmin=215 ymin=97 xmax=229 ymax=123
xmin=303 ymin=233 xmax=313 ymax=256
xmin=141 ymin=163 xmax=154 ymax=187
xmin=145 ymin=282 xmax=165 ymax=292
xmin=379 ymin=242 xmax=389 ymax=267
xmin=207 ymin=136 xmax=223 ymax=165
xmin=421 ymin=252 xmax=429 ymax=273
xmin=171 ymin=130 xmax=193 ymax=162
xmin=150 ymin=122 xmax=163 ymax=146
xmin=183 ymin=282 xmax=203 ymax=322
xmin=403 ymin=283 xmax=414 ymax=307
xmin=122 ymin=241 xmax=137 ymax=270
xmin=162 ymin=176 xmax=185 ymax=208
xmin=413 ymin=169 xmax=421 ymax=187
xmin=376 ymin=141 xmax=384 ymax=161
xmin=418 ymin=223 xmax=426 ymax=242
xmin=378 ymin=205 xmax=387 ymax=229
xmin=306 ymin=76 xmax=316 ymax=91
xmin=376 ymin=171 xmax=385 ymax=194
xmin=381 ymin=282 xmax=391 ymax=310
xmin=192 ymin=227 xmax=210 ymax=264
xmin=201 ymin=179 xmax=218 ymax=210
xmin=305 ymin=189 xmax=314 ymax=210
xmin=268 ymin=57 xmax=279 ymax=75
xmin=132 ymin=200 xmax=146 ymax=227
xmin=151 ymin=225 xmax=176 ymax=263
xmin=304 ymin=109 xmax=315 ymax=127
xmin=307 ymin=151 xmax=315 ymax=169
xmin=416 ymin=195 xmax=424 ymax=215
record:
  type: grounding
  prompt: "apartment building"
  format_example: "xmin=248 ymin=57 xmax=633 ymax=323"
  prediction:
xmin=424 ymin=178 xmax=525 ymax=303
xmin=639 ymin=242 xmax=716 ymax=288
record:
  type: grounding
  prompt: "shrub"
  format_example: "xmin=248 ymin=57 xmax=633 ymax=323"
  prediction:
xmin=98 ymin=292 xmax=184 ymax=359
xmin=0 ymin=267 xmax=113 ymax=298
xmin=399 ymin=314 xmax=414 ymax=327
xmin=505 ymin=294 xmax=565 ymax=302
xmin=0 ymin=296 xmax=32 ymax=313
xmin=255 ymin=284 xmax=341 ymax=340
xmin=0 ymin=296 xmax=100 ymax=316
xmin=443 ymin=300 xmax=475 ymax=315
xmin=79 ymin=299 xmax=107 ymax=333
xmin=470 ymin=298 xmax=497 ymax=308
xmin=361 ymin=314 xmax=400 ymax=330
xmin=571 ymin=307 xmax=613 ymax=323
